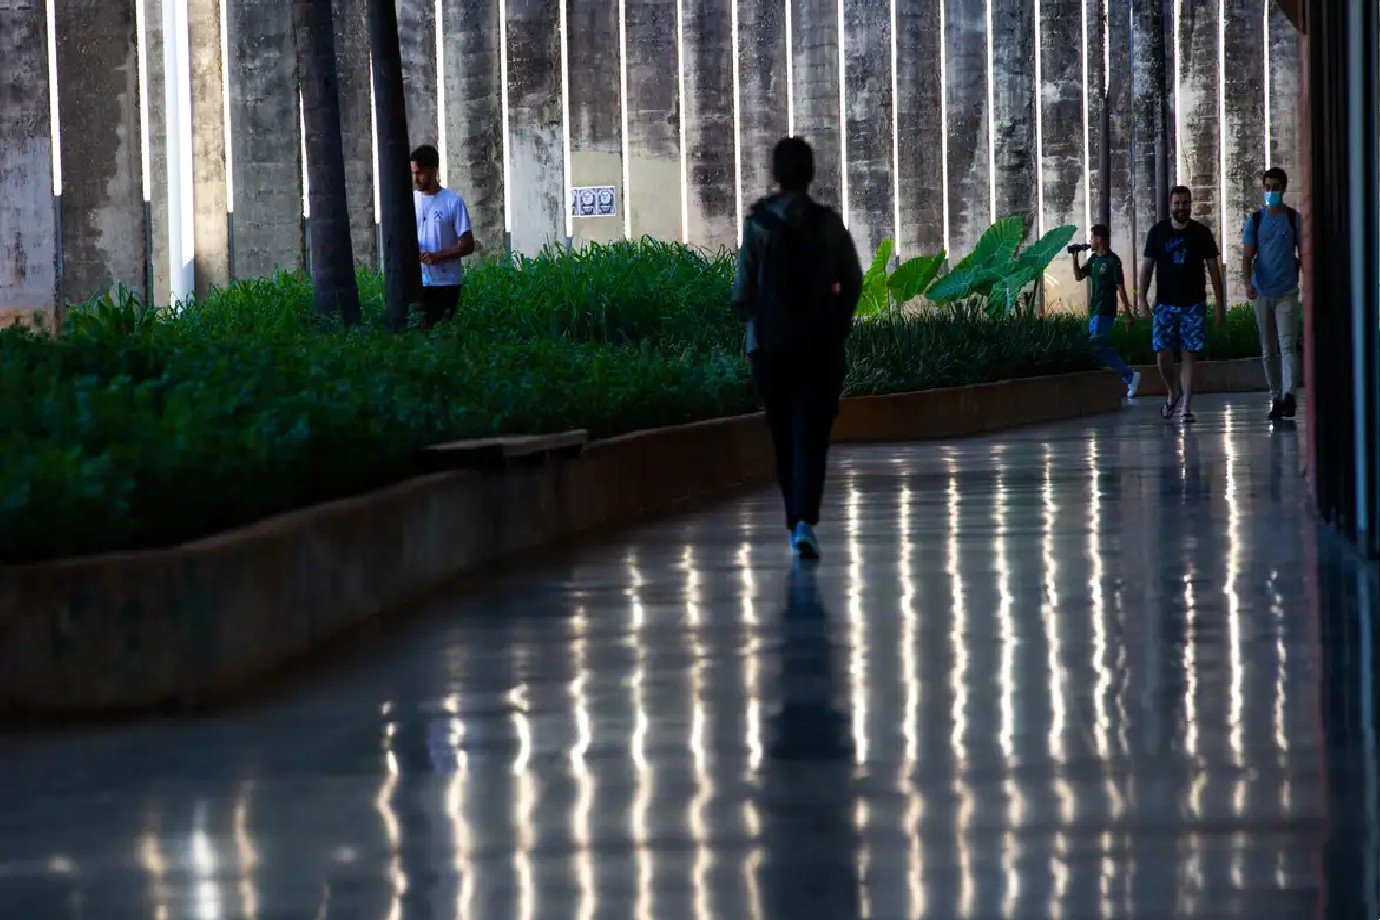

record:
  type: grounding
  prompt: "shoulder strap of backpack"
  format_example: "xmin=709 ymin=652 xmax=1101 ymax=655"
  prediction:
xmin=1288 ymin=207 xmax=1300 ymax=247
xmin=1250 ymin=209 xmax=1263 ymax=242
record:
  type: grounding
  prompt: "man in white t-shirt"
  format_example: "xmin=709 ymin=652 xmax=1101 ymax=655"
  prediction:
xmin=411 ymin=144 xmax=476 ymax=329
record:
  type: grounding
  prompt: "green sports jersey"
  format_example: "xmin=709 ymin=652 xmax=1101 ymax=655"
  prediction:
xmin=1086 ymin=251 xmax=1123 ymax=318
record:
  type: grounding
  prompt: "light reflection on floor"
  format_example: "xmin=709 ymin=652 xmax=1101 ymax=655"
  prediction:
xmin=0 ymin=395 xmax=1376 ymax=918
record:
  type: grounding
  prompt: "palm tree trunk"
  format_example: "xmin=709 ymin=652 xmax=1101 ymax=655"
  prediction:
xmin=366 ymin=0 xmax=422 ymax=331
xmin=292 ymin=0 xmax=361 ymax=324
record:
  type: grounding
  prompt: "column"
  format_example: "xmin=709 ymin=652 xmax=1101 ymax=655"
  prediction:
xmin=623 ymin=0 xmax=682 ymax=241
xmin=505 ymin=0 xmax=565 ymax=255
xmin=843 ymin=0 xmax=895 ymax=260
xmin=0 ymin=0 xmax=57 ymax=326
xmin=335 ymin=0 xmax=378 ymax=266
xmin=1129 ymin=0 xmax=1170 ymax=297
xmin=1040 ymin=0 xmax=1086 ymax=310
xmin=791 ymin=0 xmax=841 ymax=211
xmin=56 ymin=0 xmax=147 ymax=303
xmin=682 ymin=0 xmax=736 ymax=250
xmin=227 ymin=0 xmax=304 ymax=277
xmin=894 ymin=0 xmax=945 ymax=258
xmin=1223 ymin=0 xmax=1266 ymax=296
xmin=567 ymin=0 xmax=624 ymax=247
xmin=1105 ymin=0 xmax=1138 ymax=272
xmin=1266 ymin=5 xmax=1300 ymax=191
xmin=188 ymin=0 xmax=230 ymax=295
xmin=396 ymin=0 xmax=439 ymax=147
xmin=992 ymin=0 xmax=1037 ymax=238
xmin=442 ymin=0 xmax=504 ymax=254
xmin=736 ymin=0 xmax=788 ymax=210
xmin=141 ymin=0 xmax=171 ymax=307
xmin=945 ymin=0 xmax=992 ymax=263
xmin=1177 ymin=0 xmax=1221 ymax=274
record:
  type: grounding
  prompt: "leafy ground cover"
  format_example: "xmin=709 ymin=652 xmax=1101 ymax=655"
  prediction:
xmin=0 ymin=240 xmax=1260 ymax=561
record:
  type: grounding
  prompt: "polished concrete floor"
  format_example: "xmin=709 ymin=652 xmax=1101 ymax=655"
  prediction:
xmin=3 ymin=395 xmax=1378 ymax=919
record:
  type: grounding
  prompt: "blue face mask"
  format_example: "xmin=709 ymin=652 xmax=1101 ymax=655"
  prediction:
xmin=1264 ymin=191 xmax=1284 ymax=208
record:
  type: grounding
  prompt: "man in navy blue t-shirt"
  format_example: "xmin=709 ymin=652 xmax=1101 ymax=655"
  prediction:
xmin=1242 ymin=166 xmax=1302 ymax=422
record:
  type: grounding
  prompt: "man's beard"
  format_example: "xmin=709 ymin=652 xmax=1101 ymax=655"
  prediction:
xmin=1172 ymin=210 xmax=1190 ymax=223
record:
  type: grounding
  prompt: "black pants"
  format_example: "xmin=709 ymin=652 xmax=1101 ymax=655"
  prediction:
xmin=751 ymin=349 xmax=845 ymax=531
xmin=419 ymin=285 xmax=461 ymax=329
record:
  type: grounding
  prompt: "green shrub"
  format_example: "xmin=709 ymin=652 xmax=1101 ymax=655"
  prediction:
xmin=1103 ymin=304 xmax=1264 ymax=365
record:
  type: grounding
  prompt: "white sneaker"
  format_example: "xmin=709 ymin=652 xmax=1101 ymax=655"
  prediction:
xmin=1126 ymin=370 xmax=1142 ymax=400
xmin=792 ymin=522 xmax=820 ymax=560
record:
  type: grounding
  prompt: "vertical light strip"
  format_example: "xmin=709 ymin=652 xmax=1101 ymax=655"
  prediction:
xmin=784 ymin=0 xmax=795 ymax=135
xmin=1262 ymin=5 xmax=1272 ymax=168
xmin=134 ymin=0 xmax=152 ymax=203
xmin=1173 ymin=0 xmax=1183 ymax=183
xmin=675 ymin=0 xmax=690 ymax=242
xmin=220 ymin=0 xmax=234 ymax=213
xmin=370 ymin=59 xmax=382 ymax=223
xmin=498 ymin=0 xmax=513 ymax=234
xmin=299 ymin=92 xmax=310 ymax=218
xmin=1033 ymin=0 xmax=1045 ymax=235
xmin=730 ymin=0 xmax=744 ymax=241
xmin=171 ymin=0 xmax=195 ymax=296
xmin=618 ymin=0 xmax=632 ymax=238
xmin=559 ymin=0 xmax=573 ymax=243
xmin=837 ymin=0 xmax=849 ymax=227
xmin=985 ymin=0 xmax=996 ymax=222
xmin=938 ymin=0 xmax=951 ymax=251
xmin=45 ymin=0 xmax=62 ymax=197
xmin=1216 ymin=0 xmax=1227 ymax=250
xmin=1081 ymin=0 xmax=1092 ymax=234
xmin=436 ymin=0 xmax=448 ymax=187
xmin=889 ymin=0 xmax=901 ymax=250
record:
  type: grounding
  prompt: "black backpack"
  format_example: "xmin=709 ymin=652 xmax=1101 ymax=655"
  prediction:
xmin=750 ymin=199 xmax=842 ymax=357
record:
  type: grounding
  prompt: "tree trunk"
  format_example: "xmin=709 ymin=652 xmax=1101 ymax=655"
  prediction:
xmin=292 ymin=0 xmax=361 ymax=323
xmin=366 ymin=0 xmax=421 ymax=331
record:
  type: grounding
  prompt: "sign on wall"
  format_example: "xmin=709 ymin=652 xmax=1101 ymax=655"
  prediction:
xmin=571 ymin=186 xmax=618 ymax=218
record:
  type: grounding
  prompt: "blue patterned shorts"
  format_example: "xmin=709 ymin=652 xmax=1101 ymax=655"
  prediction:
xmin=1152 ymin=303 xmax=1207 ymax=353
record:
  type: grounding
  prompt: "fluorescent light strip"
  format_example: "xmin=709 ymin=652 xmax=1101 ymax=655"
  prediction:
xmin=221 ymin=0 xmax=233 ymax=211
xmin=784 ymin=0 xmax=794 ymax=136
xmin=1081 ymin=0 xmax=1091 ymax=235
xmin=370 ymin=57 xmax=382 ymax=223
xmin=1217 ymin=0 xmax=1226 ymax=248
xmin=45 ymin=0 xmax=61 ymax=197
xmin=890 ymin=0 xmax=901 ymax=251
xmin=498 ymin=0 xmax=513 ymax=235
xmin=559 ymin=0 xmax=573 ymax=243
xmin=837 ymin=0 xmax=848 ymax=226
xmin=938 ymin=0 xmax=950 ymax=252
xmin=172 ymin=0 xmax=194 ymax=279
xmin=618 ymin=0 xmax=632 ymax=238
xmin=134 ymin=0 xmax=152 ymax=203
xmin=985 ymin=0 xmax=995 ymax=223
xmin=437 ymin=0 xmax=448 ymax=187
xmin=730 ymin=0 xmax=744 ymax=241
xmin=1173 ymin=0 xmax=1183 ymax=183
xmin=1033 ymin=0 xmax=1045 ymax=235
xmin=1262 ymin=4 xmax=1271 ymax=168
xmin=676 ymin=0 xmax=689 ymax=242
xmin=300 ymin=91 xmax=310 ymax=218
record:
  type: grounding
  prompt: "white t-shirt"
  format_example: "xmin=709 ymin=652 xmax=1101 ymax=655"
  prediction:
xmin=414 ymin=188 xmax=472 ymax=287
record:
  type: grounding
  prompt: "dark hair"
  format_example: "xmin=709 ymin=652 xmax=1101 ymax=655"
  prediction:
xmin=1169 ymin=185 xmax=1192 ymax=201
xmin=1090 ymin=223 xmax=1110 ymax=240
xmin=772 ymin=137 xmax=815 ymax=192
xmin=410 ymin=145 xmax=440 ymax=170
xmin=1262 ymin=166 xmax=1288 ymax=189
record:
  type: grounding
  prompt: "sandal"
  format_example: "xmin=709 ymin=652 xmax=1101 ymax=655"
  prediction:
xmin=1161 ymin=392 xmax=1182 ymax=419
xmin=1181 ymin=411 xmax=1197 ymax=424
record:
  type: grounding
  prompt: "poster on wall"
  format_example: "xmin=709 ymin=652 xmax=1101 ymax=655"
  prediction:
xmin=571 ymin=186 xmax=618 ymax=218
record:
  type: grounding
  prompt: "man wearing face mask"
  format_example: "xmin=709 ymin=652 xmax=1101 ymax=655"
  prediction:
xmin=1137 ymin=186 xmax=1227 ymax=423
xmin=1242 ymin=167 xmax=1302 ymax=422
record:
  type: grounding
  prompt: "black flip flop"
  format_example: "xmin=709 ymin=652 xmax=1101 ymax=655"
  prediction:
xmin=1181 ymin=411 xmax=1197 ymax=424
xmin=1161 ymin=392 xmax=1182 ymax=419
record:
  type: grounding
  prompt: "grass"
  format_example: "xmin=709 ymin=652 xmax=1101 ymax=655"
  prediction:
xmin=0 ymin=241 xmax=1263 ymax=562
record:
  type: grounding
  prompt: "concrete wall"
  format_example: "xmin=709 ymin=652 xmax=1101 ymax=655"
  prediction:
xmin=505 ymin=0 xmax=565 ymax=255
xmin=443 ymin=0 xmax=505 ymax=255
xmin=3 ymin=0 xmax=1306 ymax=319
xmin=623 ymin=0 xmax=682 ymax=241
xmin=333 ymin=0 xmax=378 ymax=267
xmin=55 ymin=0 xmax=147 ymax=305
xmin=567 ymin=0 xmax=623 ymax=247
xmin=227 ymin=0 xmax=304 ymax=278
xmin=0 ymin=0 xmax=56 ymax=327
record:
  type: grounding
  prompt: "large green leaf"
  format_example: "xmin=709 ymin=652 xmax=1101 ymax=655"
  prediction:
xmin=1015 ymin=224 xmax=1078 ymax=275
xmin=856 ymin=238 xmax=895 ymax=317
xmin=953 ymin=216 xmax=1024 ymax=274
xmin=925 ymin=266 xmax=978 ymax=304
xmin=887 ymin=250 xmax=946 ymax=304
xmin=986 ymin=262 xmax=1042 ymax=316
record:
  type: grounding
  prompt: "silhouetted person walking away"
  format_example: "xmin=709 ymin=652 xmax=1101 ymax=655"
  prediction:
xmin=733 ymin=138 xmax=863 ymax=559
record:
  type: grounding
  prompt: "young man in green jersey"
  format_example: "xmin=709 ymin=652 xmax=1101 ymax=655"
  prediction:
xmin=1073 ymin=224 xmax=1141 ymax=399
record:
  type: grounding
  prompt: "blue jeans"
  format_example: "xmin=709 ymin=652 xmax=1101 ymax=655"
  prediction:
xmin=1089 ymin=315 xmax=1134 ymax=384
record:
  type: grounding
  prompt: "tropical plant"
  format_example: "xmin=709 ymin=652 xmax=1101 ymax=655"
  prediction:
xmin=854 ymin=238 xmax=947 ymax=318
xmin=924 ymin=217 xmax=1078 ymax=315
